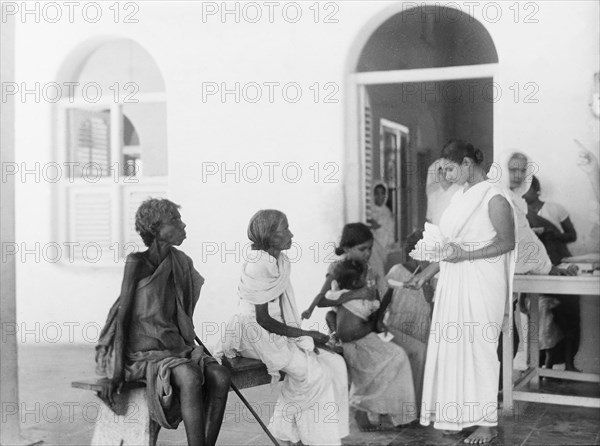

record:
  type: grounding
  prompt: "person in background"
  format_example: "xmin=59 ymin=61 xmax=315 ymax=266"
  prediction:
xmin=524 ymin=176 xmax=577 ymax=265
xmin=524 ymin=176 xmax=580 ymax=372
xmin=383 ymin=229 xmax=433 ymax=414
xmin=426 ymin=160 xmax=461 ymax=225
xmin=505 ymin=152 xmax=576 ymax=372
xmin=369 ymin=182 xmax=396 ymax=276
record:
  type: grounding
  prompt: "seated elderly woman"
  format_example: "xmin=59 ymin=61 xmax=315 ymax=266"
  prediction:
xmin=96 ymin=198 xmax=231 ymax=446
xmin=220 ymin=209 xmax=349 ymax=446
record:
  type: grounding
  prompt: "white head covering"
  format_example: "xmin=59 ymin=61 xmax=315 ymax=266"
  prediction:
xmin=494 ymin=150 xmax=539 ymax=197
xmin=373 ymin=181 xmax=389 ymax=207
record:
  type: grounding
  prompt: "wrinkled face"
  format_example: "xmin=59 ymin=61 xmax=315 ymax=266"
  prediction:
xmin=269 ymin=217 xmax=294 ymax=251
xmin=508 ymin=156 xmax=528 ymax=190
xmin=345 ymin=239 xmax=374 ymax=262
xmin=158 ymin=211 xmax=187 ymax=246
xmin=374 ymin=186 xmax=386 ymax=206
xmin=442 ymin=157 xmax=471 ymax=185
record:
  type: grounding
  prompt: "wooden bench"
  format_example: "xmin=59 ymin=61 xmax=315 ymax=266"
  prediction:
xmin=72 ymin=357 xmax=282 ymax=446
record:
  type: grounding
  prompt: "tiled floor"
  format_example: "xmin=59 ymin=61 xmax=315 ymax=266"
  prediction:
xmin=13 ymin=344 xmax=600 ymax=445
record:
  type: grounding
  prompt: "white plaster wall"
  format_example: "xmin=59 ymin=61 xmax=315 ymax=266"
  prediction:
xmin=12 ymin=2 xmax=599 ymax=371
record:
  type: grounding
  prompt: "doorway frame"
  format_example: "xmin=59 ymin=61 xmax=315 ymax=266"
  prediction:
xmin=348 ymin=65 xmax=499 ymax=223
xmin=379 ymin=118 xmax=409 ymax=242
xmin=343 ymin=4 xmax=500 ymax=224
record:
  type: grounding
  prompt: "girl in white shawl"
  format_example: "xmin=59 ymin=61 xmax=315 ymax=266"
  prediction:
xmin=220 ymin=210 xmax=349 ymax=445
xmin=407 ymin=141 xmax=516 ymax=445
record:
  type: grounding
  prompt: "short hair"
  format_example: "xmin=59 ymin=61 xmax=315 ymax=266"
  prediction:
xmin=135 ymin=198 xmax=181 ymax=247
xmin=335 ymin=223 xmax=374 ymax=256
xmin=441 ymin=139 xmax=484 ymax=165
xmin=247 ymin=209 xmax=287 ymax=251
xmin=332 ymin=259 xmax=366 ymax=290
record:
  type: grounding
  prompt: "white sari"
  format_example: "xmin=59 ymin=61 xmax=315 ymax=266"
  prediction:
xmin=420 ymin=180 xmax=516 ymax=431
xmin=220 ymin=251 xmax=349 ymax=445
xmin=371 ymin=181 xmax=395 ymax=277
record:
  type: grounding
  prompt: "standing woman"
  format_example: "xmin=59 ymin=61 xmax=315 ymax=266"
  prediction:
xmin=407 ymin=140 xmax=516 ymax=444
xmin=220 ymin=209 xmax=349 ymax=445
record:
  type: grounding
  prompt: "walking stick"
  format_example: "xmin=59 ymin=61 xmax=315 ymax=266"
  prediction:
xmin=194 ymin=336 xmax=281 ymax=446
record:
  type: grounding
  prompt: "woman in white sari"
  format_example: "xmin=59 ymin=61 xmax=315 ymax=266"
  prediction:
xmin=220 ymin=210 xmax=349 ymax=445
xmin=407 ymin=140 xmax=516 ymax=444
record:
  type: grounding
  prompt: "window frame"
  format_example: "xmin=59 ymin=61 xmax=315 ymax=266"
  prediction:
xmin=56 ymin=92 xmax=168 ymax=266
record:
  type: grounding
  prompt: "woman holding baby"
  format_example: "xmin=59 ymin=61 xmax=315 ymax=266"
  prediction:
xmin=303 ymin=223 xmax=418 ymax=432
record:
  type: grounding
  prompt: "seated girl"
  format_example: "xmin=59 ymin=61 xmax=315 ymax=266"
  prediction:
xmin=383 ymin=230 xmax=433 ymax=414
xmin=303 ymin=223 xmax=417 ymax=432
xmin=219 ymin=209 xmax=349 ymax=446
xmin=96 ymin=198 xmax=231 ymax=446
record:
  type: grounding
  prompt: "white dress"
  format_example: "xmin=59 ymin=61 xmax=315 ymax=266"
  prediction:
xmin=220 ymin=251 xmax=349 ymax=445
xmin=420 ymin=181 xmax=516 ymax=431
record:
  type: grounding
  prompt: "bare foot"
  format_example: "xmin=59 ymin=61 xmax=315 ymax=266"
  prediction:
xmin=442 ymin=429 xmax=461 ymax=436
xmin=355 ymin=411 xmax=379 ymax=432
xmin=464 ymin=426 xmax=498 ymax=444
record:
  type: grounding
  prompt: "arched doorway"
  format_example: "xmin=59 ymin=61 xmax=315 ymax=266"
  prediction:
xmin=345 ymin=5 xmax=498 ymax=262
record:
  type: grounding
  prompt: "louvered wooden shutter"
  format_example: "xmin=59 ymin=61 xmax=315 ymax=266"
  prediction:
xmin=70 ymin=109 xmax=111 ymax=176
xmin=363 ymin=93 xmax=373 ymax=222
xmin=67 ymin=186 xmax=114 ymax=262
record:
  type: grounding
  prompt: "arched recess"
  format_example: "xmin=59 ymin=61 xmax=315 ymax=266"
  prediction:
xmin=53 ymin=38 xmax=169 ymax=264
xmin=344 ymin=4 xmax=499 ymax=250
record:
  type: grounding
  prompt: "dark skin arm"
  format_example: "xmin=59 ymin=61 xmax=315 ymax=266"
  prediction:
xmin=528 ymin=211 xmax=576 ymax=244
xmin=256 ymin=300 xmax=329 ymax=346
xmin=375 ymin=288 xmax=393 ymax=332
xmin=543 ymin=217 xmax=577 ymax=243
xmin=445 ymin=195 xmax=516 ymax=263
xmin=301 ymin=274 xmax=377 ymax=320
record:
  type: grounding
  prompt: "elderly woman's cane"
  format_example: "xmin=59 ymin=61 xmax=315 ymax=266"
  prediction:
xmin=194 ymin=336 xmax=281 ymax=446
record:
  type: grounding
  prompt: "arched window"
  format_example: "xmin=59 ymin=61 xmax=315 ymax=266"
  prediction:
xmin=55 ymin=39 xmax=167 ymax=264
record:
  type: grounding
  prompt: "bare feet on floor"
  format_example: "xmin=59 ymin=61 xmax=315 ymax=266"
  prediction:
xmin=442 ymin=429 xmax=462 ymax=436
xmin=354 ymin=411 xmax=379 ymax=432
xmin=463 ymin=426 xmax=498 ymax=444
